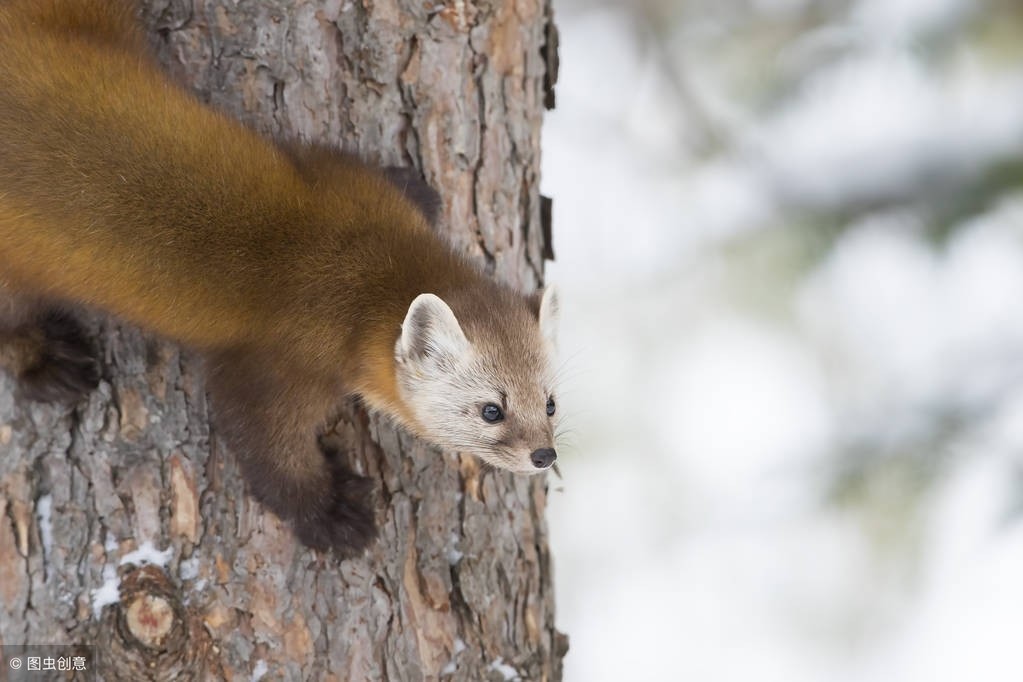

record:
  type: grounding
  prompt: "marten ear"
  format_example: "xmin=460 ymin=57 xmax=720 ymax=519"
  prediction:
xmin=534 ymin=286 xmax=559 ymax=349
xmin=398 ymin=294 xmax=469 ymax=362
xmin=383 ymin=167 xmax=442 ymax=227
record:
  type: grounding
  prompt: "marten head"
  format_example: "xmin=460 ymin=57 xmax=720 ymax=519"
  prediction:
xmin=394 ymin=286 xmax=560 ymax=474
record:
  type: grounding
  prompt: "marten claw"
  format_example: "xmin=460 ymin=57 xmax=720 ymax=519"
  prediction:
xmin=18 ymin=313 xmax=98 ymax=404
xmin=291 ymin=460 xmax=378 ymax=557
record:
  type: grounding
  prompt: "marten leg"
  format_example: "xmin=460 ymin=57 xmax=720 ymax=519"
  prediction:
xmin=0 ymin=288 xmax=98 ymax=403
xmin=206 ymin=349 xmax=377 ymax=555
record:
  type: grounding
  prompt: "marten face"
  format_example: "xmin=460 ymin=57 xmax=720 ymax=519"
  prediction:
xmin=394 ymin=288 xmax=560 ymax=474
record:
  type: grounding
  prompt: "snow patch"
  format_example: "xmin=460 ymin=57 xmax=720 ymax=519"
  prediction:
xmin=446 ymin=533 xmax=463 ymax=565
xmin=120 ymin=541 xmax=173 ymax=568
xmin=488 ymin=658 xmax=520 ymax=681
xmin=441 ymin=639 xmax=467 ymax=676
xmin=251 ymin=660 xmax=268 ymax=682
xmin=179 ymin=557 xmax=200 ymax=580
xmin=36 ymin=494 xmax=53 ymax=563
xmin=90 ymin=563 xmax=120 ymax=618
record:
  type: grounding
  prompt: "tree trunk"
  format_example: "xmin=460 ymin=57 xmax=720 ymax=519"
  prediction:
xmin=0 ymin=1 xmax=565 ymax=679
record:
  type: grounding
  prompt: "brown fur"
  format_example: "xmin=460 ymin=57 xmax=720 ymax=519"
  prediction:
xmin=0 ymin=0 xmax=544 ymax=554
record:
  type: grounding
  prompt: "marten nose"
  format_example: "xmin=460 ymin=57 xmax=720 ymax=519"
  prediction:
xmin=530 ymin=448 xmax=557 ymax=469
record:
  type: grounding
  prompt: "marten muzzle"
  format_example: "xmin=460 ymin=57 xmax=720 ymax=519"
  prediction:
xmin=530 ymin=448 xmax=557 ymax=469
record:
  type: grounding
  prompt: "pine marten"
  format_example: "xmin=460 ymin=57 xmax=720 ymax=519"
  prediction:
xmin=0 ymin=0 xmax=560 ymax=554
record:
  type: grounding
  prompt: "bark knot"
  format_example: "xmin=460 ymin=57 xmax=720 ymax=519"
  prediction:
xmin=115 ymin=565 xmax=185 ymax=655
xmin=126 ymin=594 xmax=175 ymax=649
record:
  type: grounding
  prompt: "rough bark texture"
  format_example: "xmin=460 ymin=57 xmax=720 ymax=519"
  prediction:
xmin=0 ymin=1 xmax=565 ymax=679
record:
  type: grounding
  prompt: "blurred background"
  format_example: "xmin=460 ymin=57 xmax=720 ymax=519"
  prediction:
xmin=541 ymin=0 xmax=1023 ymax=680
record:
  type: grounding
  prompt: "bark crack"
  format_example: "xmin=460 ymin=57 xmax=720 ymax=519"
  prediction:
xmin=469 ymin=48 xmax=497 ymax=274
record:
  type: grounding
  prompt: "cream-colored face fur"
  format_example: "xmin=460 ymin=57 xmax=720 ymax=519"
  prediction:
xmin=394 ymin=289 xmax=560 ymax=474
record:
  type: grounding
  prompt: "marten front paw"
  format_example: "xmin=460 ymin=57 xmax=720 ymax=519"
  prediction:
xmin=18 ymin=313 xmax=99 ymax=404
xmin=291 ymin=458 xmax=378 ymax=557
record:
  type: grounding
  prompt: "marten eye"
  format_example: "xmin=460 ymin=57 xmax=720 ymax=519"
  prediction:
xmin=481 ymin=403 xmax=504 ymax=423
xmin=546 ymin=397 xmax=556 ymax=417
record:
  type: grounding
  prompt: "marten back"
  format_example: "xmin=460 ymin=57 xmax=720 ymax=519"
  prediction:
xmin=0 ymin=0 xmax=453 ymax=351
xmin=1 ymin=0 xmax=307 ymax=344
xmin=0 ymin=0 xmax=145 ymax=50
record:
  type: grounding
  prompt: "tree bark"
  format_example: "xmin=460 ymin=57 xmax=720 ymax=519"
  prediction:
xmin=0 ymin=1 xmax=565 ymax=679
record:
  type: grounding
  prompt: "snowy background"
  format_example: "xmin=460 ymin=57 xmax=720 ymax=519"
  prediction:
xmin=541 ymin=0 xmax=1023 ymax=680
